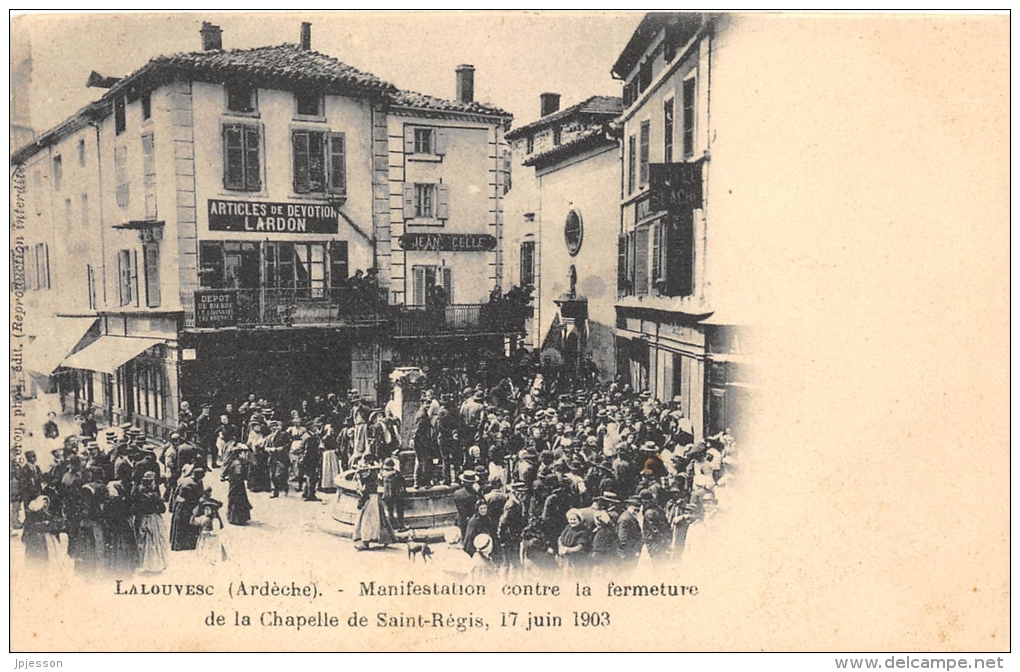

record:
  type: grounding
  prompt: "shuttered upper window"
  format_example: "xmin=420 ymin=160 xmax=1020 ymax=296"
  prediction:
xmin=223 ymin=124 xmax=262 ymax=192
xmin=403 ymin=183 xmax=450 ymax=223
xmin=404 ymin=125 xmax=447 ymax=159
xmin=292 ymin=130 xmax=346 ymax=195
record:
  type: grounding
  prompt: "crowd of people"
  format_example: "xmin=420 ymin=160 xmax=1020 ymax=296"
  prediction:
xmin=11 ymin=352 xmax=739 ymax=579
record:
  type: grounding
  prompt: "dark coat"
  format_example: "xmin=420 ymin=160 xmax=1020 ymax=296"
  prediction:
xmin=452 ymin=485 xmax=479 ymax=538
xmin=617 ymin=510 xmax=643 ymax=560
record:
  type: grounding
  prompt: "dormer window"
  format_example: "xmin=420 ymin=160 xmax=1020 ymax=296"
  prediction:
xmin=553 ymin=126 xmax=562 ymax=146
xmin=226 ymin=82 xmax=257 ymax=114
xmin=526 ymin=135 xmax=535 ymax=154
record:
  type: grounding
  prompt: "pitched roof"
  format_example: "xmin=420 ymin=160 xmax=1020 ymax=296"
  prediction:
xmin=12 ymin=42 xmax=510 ymax=163
xmin=611 ymin=12 xmax=705 ymax=79
xmin=505 ymin=95 xmax=623 ymax=141
xmin=390 ymin=88 xmax=510 ymax=119
xmin=522 ymin=126 xmax=618 ymax=169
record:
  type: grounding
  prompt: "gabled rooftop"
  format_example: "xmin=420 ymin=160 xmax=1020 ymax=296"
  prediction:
xmin=505 ymin=95 xmax=623 ymax=141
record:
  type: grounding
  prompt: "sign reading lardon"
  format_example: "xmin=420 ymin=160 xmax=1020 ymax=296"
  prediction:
xmin=208 ymin=199 xmax=339 ymax=234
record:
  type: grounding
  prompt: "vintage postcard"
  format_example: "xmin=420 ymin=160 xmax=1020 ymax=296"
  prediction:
xmin=8 ymin=11 xmax=1009 ymax=653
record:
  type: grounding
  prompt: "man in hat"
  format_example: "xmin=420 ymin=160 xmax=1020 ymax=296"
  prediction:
xmin=161 ymin=433 xmax=182 ymax=502
xmin=18 ymin=450 xmax=44 ymax=516
xmin=178 ymin=401 xmax=195 ymax=437
xmin=498 ymin=481 xmax=529 ymax=576
xmin=266 ymin=420 xmax=291 ymax=498
xmin=170 ymin=464 xmax=205 ymax=551
xmin=617 ymin=497 xmax=644 ymax=569
xmin=193 ymin=403 xmax=216 ymax=468
xmin=540 ymin=475 xmax=570 ymax=549
xmin=641 ymin=489 xmax=671 ymax=562
xmin=379 ymin=457 xmax=407 ymax=530
xmin=434 ymin=394 xmax=462 ymax=486
xmin=412 ymin=396 xmax=436 ymax=488
xmin=459 ymin=385 xmax=486 ymax=442
xmin=452 ymin=471 xmax=480 ymax=542
xmin=299 ymin=426 xmax=322 ymax=502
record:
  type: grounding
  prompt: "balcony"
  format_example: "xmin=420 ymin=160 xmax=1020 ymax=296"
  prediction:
xmin=181 ymin=288 xmax=388 ymax=330
xmin=393 ymin=304 xmax=525 ymax=338
xmin=181 ymin=288 xmax=528 ymax=336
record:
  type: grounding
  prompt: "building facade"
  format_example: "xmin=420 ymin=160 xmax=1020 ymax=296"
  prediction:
xmin=14 ymin=23 xmax=516 ymax=440
xmin=504 ymin=93 xmax=622 ymax=381
xmin=612 ymin=13 xmax=752 ymax=441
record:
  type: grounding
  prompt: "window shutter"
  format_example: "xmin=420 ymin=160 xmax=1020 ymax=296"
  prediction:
xmin=293 ymin=130 xmax=310 ymax=193
xmin=402 ymin=183 xmax=416 ymax=220
xmin=436 ymin=184 xmax=450 ymax=220
xmin=441 ymin=267 xmax=453 ymax=303
xmin=145 ymin=245 xmax=161 ymax=308
xmin=223 ymin=125 xmax=243 ymax=190
xmin=634 ymin=226 xmax=649 ymax=295
xmin=617 ymin=235 xmax=628 ymax=294
xmin=404 ymin=126 xmax=415 ymax=154
xmin=132 ymin=249 xmax=140 ymax=307
xmin=651 ymin=221 xmax=662 ymax=284
xmin=434 ymin=129 xmax=447 ymax=156
xmin=328 ymin=132 xmax=347 ymax=195
xmin=244 ymin=126 xmax=261 ymax=191
xmin=412 ymin=267 xmax=425 ymax=306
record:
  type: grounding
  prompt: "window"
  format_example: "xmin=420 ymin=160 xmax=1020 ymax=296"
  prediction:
xmin=405 ymin=126 xmax=446 ymax=157
xmin=564 ymin=210 xmax=583 ymax=256
xmin=634 ymin=225 xmax=649 ymax=295
xmin=143 ymin=243 xmax=161 ymax=307
xmin=627 ymin=135 xmax=636 ymax=194
xmin=223 ymin=124 xmax=261 ymax=191
xmin=64 ymin=199 xmax=72 ymax=229
xmin=80 ymin=194 xmax=88 ymax=226
xmin=411 ymin=265 xmax=453 ymax=306
xmin=226 ymin=83 xmax=257 ymax=114
xmin=141 ymin=133 xmax=157 ymax=219
xmin=200 ymin=241 xmax=259 ymax=290
xmin=503 ymin=149 xmax=512 ymax=194
xmin=294 ymin=88 xmax=322 ymax=117
xmin=623 ymin=80 xmax=637 ymax=107
xmin=263 ymin=242 xmax=294 ymax=290
xmin=114 ymin=97 xmax=126 ymax=135
xmin=199 ymin=242 xmax=225 ymax=289
xmin=132 ymin=359 xmax=167 ymax=422
xmin=404 ymin=183 xmax=450 ymax=222
xmin=292 ymin=130 xmax=346 ymax=195
xmin=651 ymin=220 xmax=663 ymax=284
xmin=117 ymin=249 xmax=137 ymax=306
xmin=414 ymin=128 xmax=434 ymax=154
xmin=663 ymin=98 xmax=675 ymax=163
xmin=520 ymin=241 xmax=535 ymax=287
xmin=663 ymin=211 xmax=695 ymax=297
xmin=86 ymin=264 xmax=97 ymax=310
xmin=617 ymin=235 xmax=629 ymax=295
xmin=639 ymin=120 xmax=651 ymax=187
xmin=141 ymin=92 xmax=152 ymax=121
xmin=683 ymin=76 xmax=696 ymax=158
xmin=114 ymin=146 xmax=129 ymax=207
xmin=33 ymin=243 xmax=50 ymax=290
xmin=553 ymin=126 xmax=562 ymax=146
xmin=639 ymin=59 xmax=652 ymax=94
xmin=78 ymin=139 xmax=86 ymax=167
xmin=415 ymin=184 xmax=434 ymax=218
xmin=526 ymin=135 xmax=534 ymax=155
xmin=53 ymin=155 xmax=62 ymax=191
xmin=294 ymin=243 xmax=326 ymax=299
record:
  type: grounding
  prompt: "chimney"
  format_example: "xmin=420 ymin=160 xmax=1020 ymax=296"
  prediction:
xmin=540 ymin=92 xmax=561 ymax=117
xmin=200 ymin=22 xmax=222 ymax=51
xmin=456 ymin=64 xmax=475 ymax=104
xmin=300 ymin=22 xmax=312 ymax=50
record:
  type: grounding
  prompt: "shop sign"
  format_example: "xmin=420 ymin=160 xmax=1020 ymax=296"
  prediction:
xmin=649 ymin=160 xmax=703 ymax=212
xmin=208 ymin=199 xmax=339 ymax=234
xmin=398 ymin=233 xmax=497 ymax=252
xmin=194 ymin=290 xmax=238 ymax=328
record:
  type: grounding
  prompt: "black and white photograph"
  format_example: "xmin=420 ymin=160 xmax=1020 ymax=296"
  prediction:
xmin=8 ymin=10 xmax=1009 ymax=656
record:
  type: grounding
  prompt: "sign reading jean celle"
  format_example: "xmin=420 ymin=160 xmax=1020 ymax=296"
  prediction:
xmin=208 ymin=199 xmax=339 ymax=234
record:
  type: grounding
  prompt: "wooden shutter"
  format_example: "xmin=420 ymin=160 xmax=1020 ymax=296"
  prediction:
xmin=665 ymin=211 xmax=694 ymax=297
xmin=328 ymin=132 xmax=346 ymax=196
xmin=617 ymin=235 xmax=628 ymax=294
xmin=132 ymin=249 xmax=140 ymax=307
xmin=244 ymin=126 xmax=261 ymax=191
xmin=144 ymin=244 xmax=161 ymax=308
xmin=404 ymin=126 xmax=415 ymax=154
xmin=223 ymin=125 xmax=244 ymax=190
xmin=651 ymin=221 xmax=662 ymax=284
xmin=293 ymin=130 xmax=311 ymax=193
xmin=412 ymin=266 xmax=426 ymax=306
xmin=402 ymin=183 xmax=416 ymax=220
xmin=436 ymin=184 xmax=450 ymax=220
xmin=634 ymin=226 xmax=649 ymax=295
xmin=441 ymin=266 xmax=453 ymax=303
xmin=434 ymin=129 xmax=447 ymax=156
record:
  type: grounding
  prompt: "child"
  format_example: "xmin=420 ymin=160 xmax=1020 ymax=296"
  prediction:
xmin=191 ymin=489 xmax=227 ymax=565
xmin=380 ymin=457 xmax=407 ymax=531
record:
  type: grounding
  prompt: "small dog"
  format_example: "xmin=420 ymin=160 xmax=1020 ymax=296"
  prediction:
xmin=406 ymin=533 xmax=433 ymax=563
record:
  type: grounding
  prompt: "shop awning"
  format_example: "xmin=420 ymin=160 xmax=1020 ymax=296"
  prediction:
xmin=61 ymin=336 xmax=164 ymax=375
xmin=23 ymin=317 xmax=98 ymax=376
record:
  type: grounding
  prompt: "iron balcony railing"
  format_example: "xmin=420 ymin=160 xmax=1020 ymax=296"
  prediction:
xmin=181 ymin=288 xmax=528 ymax=335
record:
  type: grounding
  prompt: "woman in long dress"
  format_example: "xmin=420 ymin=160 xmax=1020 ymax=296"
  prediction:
xmin=133 ymin=471 xmax=169 ymax=574
xmin=247 ymin=425 xmax=271 ymax=493
xmin=319 ymin=423 xmax=341 ymax=493
xmin=102 ymin=481 xmax=138 ymax=576
xmin=170 ymin=465 xmax=205 ymax=551
xmin=22 ymin=495 xmax=60 ymax=565
xmin=557 ymin=509 xmax=592 ymax=578
xmin=352 ymin=459 xmax=396 ymax=550
xmin=192 ymin=491 xmax=227 ymax=565
xmin=220 ymin=443 xmax=253 ymax=526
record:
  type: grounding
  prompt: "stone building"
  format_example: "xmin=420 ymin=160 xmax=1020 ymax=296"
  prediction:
xmin=13 ymin=22 xmax=516 ymax=439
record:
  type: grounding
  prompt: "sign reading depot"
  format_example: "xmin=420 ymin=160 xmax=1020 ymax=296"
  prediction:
xmin=208 ymin=199 xmax=339 ymax=234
